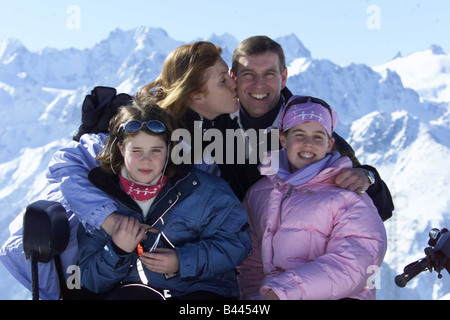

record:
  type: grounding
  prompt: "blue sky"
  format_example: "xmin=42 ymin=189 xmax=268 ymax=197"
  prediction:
xmin=0 ymin=0 xmax=449 ymax=66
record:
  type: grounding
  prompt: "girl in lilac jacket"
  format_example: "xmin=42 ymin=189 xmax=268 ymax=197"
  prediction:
xmin=238 ymin=96 xmax=387 ymax=300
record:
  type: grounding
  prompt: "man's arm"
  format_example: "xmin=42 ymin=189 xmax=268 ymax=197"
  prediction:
xmin=333 ymin=132 xmax=394 ymax=221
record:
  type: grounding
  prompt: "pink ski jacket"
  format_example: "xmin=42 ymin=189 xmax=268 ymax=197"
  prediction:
xmin=238 ymin=156 xmax=387 ymax=300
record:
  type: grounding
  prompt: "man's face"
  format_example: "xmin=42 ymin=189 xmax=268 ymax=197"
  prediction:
xmin=232 ymin=51 xmax=287 ymax=118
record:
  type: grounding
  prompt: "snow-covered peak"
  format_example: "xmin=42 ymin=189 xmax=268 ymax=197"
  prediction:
xmin=0 ymin=26 xmax=187 ymax=91
xmin=276 ymin=33 xmax=311 ymax=65
xmin=197 ymin=33 xmax=238 ymax=66
xmin=429 ymin=44 xmax=446 ymax=55
xmin=287 ymin=57 xmax=312 ymax=77
xmin=393 ymin=51 xmax=403 ymax=60
xmin=207 ymin=33 xmax=238 ymax=51
xmin=0 ymin=38 xmax=29 ymax=64
xmin=373 ymin=45 xmax=450 ymax=103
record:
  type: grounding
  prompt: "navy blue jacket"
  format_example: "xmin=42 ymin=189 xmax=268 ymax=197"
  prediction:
xmin=77 ymin=165 xmax=251 ymax=298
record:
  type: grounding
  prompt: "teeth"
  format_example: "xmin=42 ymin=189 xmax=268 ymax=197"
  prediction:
xmin=251 ymin=93 xmax=267 ymax=100
xmin=299 ymin=152 xmax=314 ymax=159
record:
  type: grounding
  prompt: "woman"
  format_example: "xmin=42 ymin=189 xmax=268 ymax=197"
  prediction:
xmin=139 ymin=41 xmax=238 ymax=125
xmin=138 ymin=41 xmax=247 ymax=200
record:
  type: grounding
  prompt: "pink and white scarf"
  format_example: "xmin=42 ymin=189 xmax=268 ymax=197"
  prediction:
xmin=119 ymin=171 xmax=168 ymax=202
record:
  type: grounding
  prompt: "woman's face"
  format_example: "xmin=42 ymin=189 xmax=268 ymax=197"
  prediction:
xmin=119 ymin=131 xmax=168 ymax=184
xmin=190 ymin=58 xmax=239 ymax=120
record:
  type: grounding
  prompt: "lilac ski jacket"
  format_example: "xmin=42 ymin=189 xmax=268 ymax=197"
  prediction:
xmin=238 ymin=153 xmax=387 ymax=300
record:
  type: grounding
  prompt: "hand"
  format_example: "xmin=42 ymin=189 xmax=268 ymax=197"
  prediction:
xmin=263 ymin=289 xmax=280 ymax=300
xmin=102 ymin=212 xmax=121 ymax=236
xmin=335 ymin=168 xmax=370 ymax=195
xmin=140 ymin=248 xmax=179 ymax=274
xmin=111 ymin=216 xmax=146 ymax=253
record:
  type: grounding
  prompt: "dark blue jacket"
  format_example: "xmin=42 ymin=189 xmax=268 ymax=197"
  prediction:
xmin=77 ymin=165 xmax=251 ymax=298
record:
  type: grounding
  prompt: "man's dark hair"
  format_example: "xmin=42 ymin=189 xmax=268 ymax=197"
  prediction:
xmin=231 ymin=35 xmax=286 ymax=74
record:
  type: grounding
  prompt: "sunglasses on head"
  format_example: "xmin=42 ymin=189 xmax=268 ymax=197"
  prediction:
xmin=119 ymin=120 xmax=166 ymax=135
xmin=281 ymin=96 xmax=334 ymax=131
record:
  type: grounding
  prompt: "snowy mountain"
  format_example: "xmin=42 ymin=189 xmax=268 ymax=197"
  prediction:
xmin=0 ymin=27 xmax=449 ymax=300
xmin=373 ymin=45 xmax=450 ymax=104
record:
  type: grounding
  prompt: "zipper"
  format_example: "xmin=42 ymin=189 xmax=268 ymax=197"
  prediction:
xmin=279 ymin=185 xmax=294 ymax=225
xmin=144 ymin=170 xmax=192 ymax=249
xmin=146 ymin=171 xmax=192 ymax=220
xmin=137 ymin=196 xmax=179 ymax=286
xmin=150 ymin=194 xmax=179 ymax=228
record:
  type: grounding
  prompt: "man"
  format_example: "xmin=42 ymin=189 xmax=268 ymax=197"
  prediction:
xmin=229 ymin=36 xmax=393 ymax=221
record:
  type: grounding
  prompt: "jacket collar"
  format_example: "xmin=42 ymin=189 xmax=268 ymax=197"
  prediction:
xmin=180 ymin=108 xmax=227 ymax=134
xmin=161 ymin=164 xmax=198 ymax=201
xmin=145 ymin=164 xmax=199 ymax=225
xmin=267 ymin=155 xmax=352 ymax=188
xmin=88 ymin=164 xmax=199 ymax=218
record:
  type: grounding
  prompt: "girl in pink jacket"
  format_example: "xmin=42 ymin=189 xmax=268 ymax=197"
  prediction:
xmin=238 ymin=96 xmax=387 ymax=300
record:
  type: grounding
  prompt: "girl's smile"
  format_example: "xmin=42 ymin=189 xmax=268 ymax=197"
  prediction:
xmin=280 ymin=121 xmax=335 ymax=172
xmin=298 ymin=151 xmax=315 ymax=160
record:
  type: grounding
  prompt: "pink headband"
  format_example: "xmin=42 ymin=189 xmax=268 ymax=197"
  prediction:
xmin=278 ymin=95 xmax=337 ymax=136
